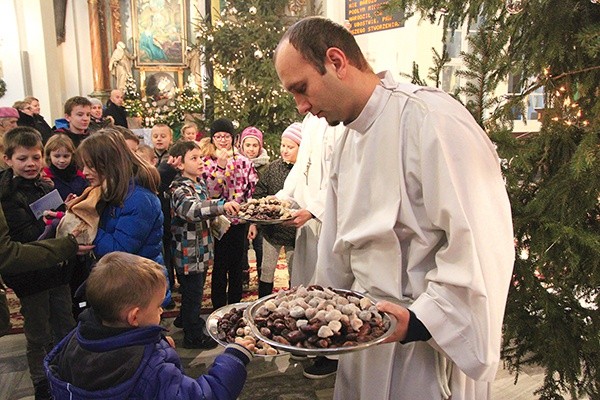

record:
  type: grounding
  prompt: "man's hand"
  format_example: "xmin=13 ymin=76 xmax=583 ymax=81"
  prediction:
xmin=284 ymin=208 xmax=313 ymax=228
xmin=248 ymin=224 xmax=257 ymax=240
xmin=76 ymin=244 xmax=95 ymax=256
xmin=376 ymin=301 xmax=410 ymax=343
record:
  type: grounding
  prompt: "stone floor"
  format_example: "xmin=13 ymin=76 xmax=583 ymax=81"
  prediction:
xmin=0 ymin=314 xmax=547 ymax=400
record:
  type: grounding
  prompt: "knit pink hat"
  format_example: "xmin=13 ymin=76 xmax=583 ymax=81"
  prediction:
xmin=240 ymin=126 xmax=263 ymax=149
xmin=0 ymin=107 xmax=19 ymax=119
xmin=281 ymin=122 xmax=302 ymax=145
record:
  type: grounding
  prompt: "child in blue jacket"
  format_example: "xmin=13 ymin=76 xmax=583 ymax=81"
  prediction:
xmin=44 ymin=251 xmax=253 ymax=400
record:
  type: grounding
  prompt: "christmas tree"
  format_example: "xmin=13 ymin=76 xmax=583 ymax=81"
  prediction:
xmin=194 ymin=0 xmax=314 ymax=154
xmin=384 ymin=1 xmax=600 ymax=398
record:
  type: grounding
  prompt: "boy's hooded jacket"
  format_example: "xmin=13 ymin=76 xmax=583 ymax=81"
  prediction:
xmin=169 ymin=175 xmax=225 ymax=275
xmin=44 ymin=308 xmax=251 ymax=400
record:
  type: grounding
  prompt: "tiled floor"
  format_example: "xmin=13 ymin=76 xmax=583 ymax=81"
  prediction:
xmin=0 ymin=315 xmax=546 ymax=400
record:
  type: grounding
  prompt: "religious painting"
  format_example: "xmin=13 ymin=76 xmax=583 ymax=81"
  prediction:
xmin=131 ymin=0 xmax=187 ymax=66
xmin=139 ymin=68 xmax=183 ymax=100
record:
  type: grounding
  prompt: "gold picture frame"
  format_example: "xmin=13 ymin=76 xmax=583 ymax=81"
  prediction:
xmin=131 ymin=0 xmax=187 ymax=66
xmin=139 ymin=67 xmax=184 ymax=99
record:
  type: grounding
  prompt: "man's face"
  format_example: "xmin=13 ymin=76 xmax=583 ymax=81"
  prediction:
xmin=111 ymin=90 xmax=124 ymax=106
xmin=275 ymin=40 xmax=346 ymax=126
xmin=66 ymin=105 xmax=91 ymax=133
xmin=0 ymin=117 xmax=18 ymax=133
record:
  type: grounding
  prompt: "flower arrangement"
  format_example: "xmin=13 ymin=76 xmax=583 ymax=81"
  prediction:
xmin=123 ymin=77 xmax=204 ymax=128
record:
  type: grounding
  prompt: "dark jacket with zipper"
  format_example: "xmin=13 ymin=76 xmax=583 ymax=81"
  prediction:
xmin=0 ymin=169 xmax=72 ymax=297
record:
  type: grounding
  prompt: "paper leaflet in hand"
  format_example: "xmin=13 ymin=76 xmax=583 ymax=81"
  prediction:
xmin=29 ymin=189 xmax=63 ymax=220
xmin=210 ymin=215 xmax=231 ymax=240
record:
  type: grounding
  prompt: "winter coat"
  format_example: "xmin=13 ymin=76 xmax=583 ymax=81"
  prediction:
xmin=88 ymin=116 xmax=112 ymax=133
xmin=169 ymin=175 xmax=225 ymax=275
xmin=43 ymin=163 xmax=89 ymax=201
xmin=103 ymin=100 xmax=128 ymax=128
xmin=53 ymin=123 xmax=91 ymax=148
xmin=94 ymin=181 xmax=164 ymax=265
xmin=0 ymin=205 xmax=77 ymax=276
xmin=253 ymin=159 xmax=297 ymax=247
xmin=201 ymin=151 xmax=257 ymax=224
xmin=0 ymin=169 xmax=72 ymax=297
xmin=250 ymin=148 xmax=270 ymax=179
xmin=44 ymin=308 xmax=251 ymax=400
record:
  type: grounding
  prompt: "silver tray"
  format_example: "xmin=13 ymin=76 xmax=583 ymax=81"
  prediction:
xmin=238 ymin=216 xmax=294 ymax=225
xmin=244 ymin=288 xmax=397 ymax=356
xmin=206 ymin=302 xmax=285 ymax=357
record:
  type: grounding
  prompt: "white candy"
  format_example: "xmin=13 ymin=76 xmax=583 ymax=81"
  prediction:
xmin=317 ymin=325 xmax=334 ymax=338
xmin=289 ymin=306 xmax=305 ymax=319
xmin=328 ymin=320 xmax=342 ymax=333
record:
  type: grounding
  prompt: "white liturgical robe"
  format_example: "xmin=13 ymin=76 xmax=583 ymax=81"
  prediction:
xmin=277 ymin=114 xmax=343 ymax=286
xmin=315 ymin=72 xmax=515 ymax=400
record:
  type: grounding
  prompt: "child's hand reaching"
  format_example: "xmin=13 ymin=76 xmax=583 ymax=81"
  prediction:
xmin=224 ymin=201 xmax=240 ymax=216
xmin=165 ymin=335 xmax=176 ymax=349
xmin=216 ymin=149 xmax=229 ymax=168
xmin=234 ymin=336 xmax=255 ymax=351
xmin=166 ymin=155 xmax=182 ymax=170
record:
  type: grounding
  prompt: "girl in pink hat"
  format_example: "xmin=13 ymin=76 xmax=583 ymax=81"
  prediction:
xmin=249 ymin=122 xmax=302 ymax=297
xmin=239 ymin=126 xmax=271 ymax=285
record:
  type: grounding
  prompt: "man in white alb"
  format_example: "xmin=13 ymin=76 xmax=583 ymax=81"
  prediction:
xmin=274 ymin=17 xmax=514 ymax=400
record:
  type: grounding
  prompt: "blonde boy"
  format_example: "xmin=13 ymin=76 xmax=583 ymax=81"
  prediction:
xmin=44 ymin=251 xmax=252 ymax=399
xmin=150 ymin=123 xmax=173 ymax=166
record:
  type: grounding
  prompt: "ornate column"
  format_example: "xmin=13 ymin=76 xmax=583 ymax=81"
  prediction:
xmin=88 ymin=0 xmax=111 ymax=97
xmin=109 ymin=0 xmax=122 ymax=48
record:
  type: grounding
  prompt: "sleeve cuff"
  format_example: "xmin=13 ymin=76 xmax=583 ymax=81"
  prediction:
xmin=400 ymin=309 xmax=432 ymax=344
xmin=224 ymin=343 xmax=253 ymax=365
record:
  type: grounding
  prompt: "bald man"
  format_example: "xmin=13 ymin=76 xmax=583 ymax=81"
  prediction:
xmin=103 ymin=89 xmax=128 ymax=128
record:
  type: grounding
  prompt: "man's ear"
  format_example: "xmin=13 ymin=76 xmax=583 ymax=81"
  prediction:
xmin=3 ymin=154 xmax=11 ymax=166
xmin=325 ymin=47 xmax=348 ymax=78
xmin=125 ymin=306 xmax=141 ymax=327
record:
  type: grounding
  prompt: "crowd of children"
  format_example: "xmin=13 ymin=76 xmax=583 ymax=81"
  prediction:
xmin=0 ymin=94 xmax=305 ymax=399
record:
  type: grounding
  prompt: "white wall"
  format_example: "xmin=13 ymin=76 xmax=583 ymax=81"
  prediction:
xmin=322 ymin=1 xmax=442 ymax=82
xmin=0 ymin=0 xmax=26 ymax=107
xmin=0 ymin=0 xmax=93 ymax=123
xmin=61 ymin=0 xmax=94 ymax=102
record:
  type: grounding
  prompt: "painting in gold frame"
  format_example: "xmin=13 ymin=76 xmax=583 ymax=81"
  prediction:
xmin=131 ymin=0 xmax=187 ymax=66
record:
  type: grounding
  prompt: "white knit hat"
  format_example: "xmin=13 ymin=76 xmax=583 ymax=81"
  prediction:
xmin=281 ymin=122 xmax=302 ymax=145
